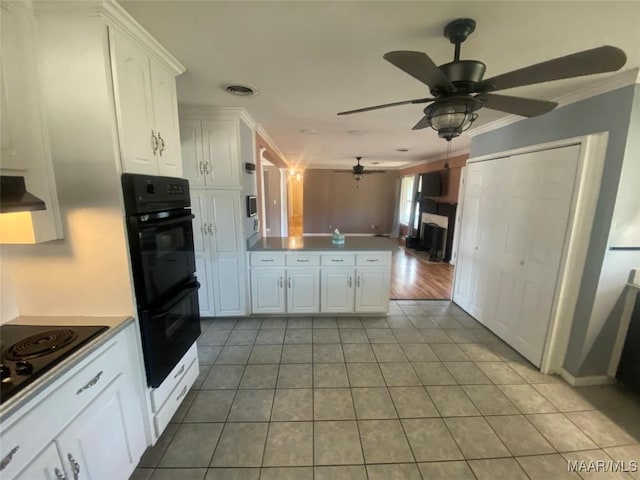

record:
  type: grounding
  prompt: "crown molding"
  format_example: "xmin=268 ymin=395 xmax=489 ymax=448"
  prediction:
xmin=34 ymin=0 xmax=185 ymax=76
xmin=401 ymin=148 xmax=470 ymax=169
xmin=468 ymin=67 xmax=640 ymax=138
xmin=255 ymin=124 xmax=288 ymax=166
xmin=178 ymin=105 xmax=256 ymax=127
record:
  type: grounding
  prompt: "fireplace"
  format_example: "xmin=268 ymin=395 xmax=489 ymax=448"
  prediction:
xmin=421 ymin=212 xmax=448 ymax=259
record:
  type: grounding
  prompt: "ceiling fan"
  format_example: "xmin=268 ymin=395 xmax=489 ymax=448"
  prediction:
xmin=337 ymin=18 xmax=626 ymax=140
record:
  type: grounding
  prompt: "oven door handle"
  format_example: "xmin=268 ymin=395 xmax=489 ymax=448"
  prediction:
xmin=139 ymin=214 xmax=195 ymax=229
xmin=145 ymin=282 xmax=200 ymax=318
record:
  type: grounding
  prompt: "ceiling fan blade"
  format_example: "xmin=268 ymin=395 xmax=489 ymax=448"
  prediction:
xmin=480 ymin=94 xmax=558 ymax=117
xmin=384 ymin=51 xmax=454 ymax=92
xmin=412 ymin=115 xmax=431 ymax=130
xmin=482 ymin=46 xmax=626 ymax=92
xmin=337 ymin=97 xmax=433 ymax=116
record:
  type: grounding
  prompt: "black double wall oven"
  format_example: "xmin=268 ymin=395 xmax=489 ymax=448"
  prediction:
xmin=122 ymin=174 xmax=201 ymax=388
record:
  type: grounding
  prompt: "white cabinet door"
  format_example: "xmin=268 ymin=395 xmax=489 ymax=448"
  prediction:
xmin=287 ymin=269 xmax=320 ymax=313
xmin=195 ymin=255 xmax=214 ymax=316
xmin=180 ymin=119 xmax=205 ymax=186
xmin=208 ymin=191 xmax=242 ymax=254
xmin=251 ymin=268 xmax=285 ymax=314
xmin=355 ymin=268 xmax=390 ymax=313
xmin=213 ymin=255 xmax=245 ymax=316
xmin=55 ymin=374 xmax=145 ymax=480
xmin=110 ymin=29 xmax=156 ymax=175
xmin=13 ymin=443 xmax=66 ymax=480
xmin=150 ymin=60 xmax=181 ymax=178
xmin=201 ymin=120 xmax=239 ymax=187
xmin=190 ymin=190 xmax=208 ymax=255
xmin=321 ymin=268 xmax=355 ymax=313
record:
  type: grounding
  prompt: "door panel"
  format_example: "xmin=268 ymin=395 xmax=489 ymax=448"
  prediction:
xmin=180 ymin=119 xmax=205 ymax=186
xmin=110 ymin=29 xmax=156 ymax=174
xmin=321 ymin=269 xmax=355 ymax=313
xmin=250 ymin=268 xmax=285 ymax=314
xmin=213 ymin=255 xmax=245 ymax=316
xmin=150 ymin=60 xmax=181 ymax=177
xmin=287 ymin=269 xmax=320 ymax=313
xmin=202 ymin=120 xmax=239 ymax=187
xmin=355 ymin=268 xmax=390 ymax=313
xmin=209 ymin=192 xmax=242 ymax=254
xmin=190 ymin=190 xmax=208 ymax=255
xmin=14 ymin=443 xmax=65 ymax=480
xmin=195 ymin=255 xmax=214 ymax=316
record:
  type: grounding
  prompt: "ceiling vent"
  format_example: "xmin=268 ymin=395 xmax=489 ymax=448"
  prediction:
xmin=225 ymin=83 xmax=259 ymax=96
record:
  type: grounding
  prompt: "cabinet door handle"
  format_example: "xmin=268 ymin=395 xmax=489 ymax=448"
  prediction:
xmin=173 ymin=364 xmax=186 ymax=379
xmin=201 ymin=225 xmax=206 ymax=235
xmin=67 ymin=453 xmax=80 ymax=480
xmin=279 ymin=276 xmax=283 ymax=288
xmin=348 ymin=276 xmax=352 ymax=288
xmin=207 ymin=223 xmax=214 ymax=235
xmin=0 ymin=446 xmax=19 ymax=471
xmin=176 ymin=385 xmax=188 ymax=401
xmin=158 ymin=132 xmax=165 ymax=156
xmin=288 ymin=277 xmax=292 ymax=288
xmin=357 ymin=276 xmax=361 ymax=288
xmin=204 ymin=162 xmax=210 ymax=175
xmin=55 ymin=467 xmax=67 ymax=480
xmin=151 ymin=130 xmax=158 ymax=155
xmin=76 ymin=371 xmax=103 ymax=395
xmin=199 ymin=161 xmax=205 ymax=175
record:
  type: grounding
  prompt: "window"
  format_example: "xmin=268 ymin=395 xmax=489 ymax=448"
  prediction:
xmin=414 ymin=175 xmax=422 ymax=232
xmin=399 ymin=175 xmax=415 ymax=225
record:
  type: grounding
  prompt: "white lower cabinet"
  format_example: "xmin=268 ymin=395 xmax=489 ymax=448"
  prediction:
xmin=251 ymin=268 xmax=286 ymax=314
xmin=321 ymin=268 xmax=355 ymax=313
xmin=2 ymin=323 xmax=147 ymax=480
xmin=13 ymin=443 xmax=64 ymax=480
xmin=354 ymin=268 xmax=392 ymax=313
xmin=250 ymin=251 xmax=391 ymax=314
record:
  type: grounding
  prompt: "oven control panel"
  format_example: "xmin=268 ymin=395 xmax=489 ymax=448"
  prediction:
xmin=122 ymin=173 xmax=190 ymax=214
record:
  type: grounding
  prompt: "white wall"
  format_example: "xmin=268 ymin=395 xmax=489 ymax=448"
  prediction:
xmin=2 ymin=15 xmax=135 ymax=317
xmin=1 ymin=253 xmax=19 ymax=323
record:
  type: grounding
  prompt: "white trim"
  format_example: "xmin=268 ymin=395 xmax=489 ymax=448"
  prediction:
xmin=256 ymin=125 xmax=288 ymax=166
xmin=179 ymin=105 xmax=257 ymax=129
xmin=454 ymin=133 xmax=609 ymax=375
xmin=541 ymin=132 xmax=608 ymax=374
xmin=468 ymin=68 xmax=639 ymax=138
xmin=607 ymin=284 xmax=639 ymax=377
xmin=559 ymin=368 xmax=615 ymax=387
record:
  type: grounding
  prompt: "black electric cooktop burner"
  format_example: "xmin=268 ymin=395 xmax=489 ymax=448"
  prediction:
xmin=0 ymin=324 xmax=108 ymax=404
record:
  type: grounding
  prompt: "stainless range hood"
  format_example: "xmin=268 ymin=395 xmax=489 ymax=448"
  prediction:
xmin=0 ymin=176 xmax=46 ymax=213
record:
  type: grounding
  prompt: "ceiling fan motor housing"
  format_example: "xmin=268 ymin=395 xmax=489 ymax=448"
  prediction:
xmin=438 ymin=60 xmax=487 ymax=93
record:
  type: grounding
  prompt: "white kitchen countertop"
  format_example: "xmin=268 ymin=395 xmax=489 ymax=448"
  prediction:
xmin=0 ymin=315 xmax=134 ymax=421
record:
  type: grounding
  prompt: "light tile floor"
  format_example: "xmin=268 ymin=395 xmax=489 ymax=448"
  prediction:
xmin=131 ymin=301 xmax=640 ymax=480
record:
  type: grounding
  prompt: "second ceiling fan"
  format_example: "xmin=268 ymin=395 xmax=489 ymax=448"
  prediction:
xmin=337 ymin=18 xmax=626 ymax=140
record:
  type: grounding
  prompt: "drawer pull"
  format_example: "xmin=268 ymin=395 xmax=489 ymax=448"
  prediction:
xmin=331 ymin=259 xmax=344 ymax=262
xmin=176 ymin=385 xmax=188 ymax=401
xmin=296 ymin=259 xmax=309 ymax=263
xmin=55 ymin=467 xmax=67 ymax=480
xmin=260 ymin=259 xmax=274 ymax=262
xmin=173 ymin=364 xmax=186 ymax=379
xmin=76 ymin=371 xmax=103 ymax=395
xmin=0 ymin=446 xmax=19 ymax=471
xmin=68 ymin=453 xmax=80 ymax=480
xmin=366 ymin=259 xmax=379 ymax=262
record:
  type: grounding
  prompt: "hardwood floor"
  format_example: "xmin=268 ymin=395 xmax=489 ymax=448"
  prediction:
xmin=390 ymin=243 xmax=454 ymax=300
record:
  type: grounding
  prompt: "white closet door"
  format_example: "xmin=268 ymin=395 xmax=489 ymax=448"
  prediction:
xmin=510 ymin=145 xmax=580 ymax=366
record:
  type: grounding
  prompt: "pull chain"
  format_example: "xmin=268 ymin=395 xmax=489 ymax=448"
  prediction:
xmin=444 ymin=140 xmax=452 ymax=169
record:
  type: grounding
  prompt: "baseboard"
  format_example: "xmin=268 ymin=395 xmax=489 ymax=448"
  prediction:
xmin=559 ymin=368 xmax=615 ymax=386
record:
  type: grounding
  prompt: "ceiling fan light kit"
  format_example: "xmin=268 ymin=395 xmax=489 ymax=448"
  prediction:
xmin=337 ymin=17 xmax=626 ymax=143
xmin=352 ymin=156 xmax=365 ymax=184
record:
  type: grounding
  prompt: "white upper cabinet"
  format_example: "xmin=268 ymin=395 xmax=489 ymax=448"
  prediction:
xmin=180 ymin=118 xmax=241 ymax=188
xmin=110 ymin=28 xmax=183 ymax=177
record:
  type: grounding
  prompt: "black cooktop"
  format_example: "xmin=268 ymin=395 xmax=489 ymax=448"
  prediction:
xmin=1 ymin=324 xmax=108 ymax=404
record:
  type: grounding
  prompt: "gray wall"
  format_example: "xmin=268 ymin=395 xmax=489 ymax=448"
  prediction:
xmin=303 ymin=170 xmax=396 ymax=234
xmin=470 ymin=85 xmax=636 ymax=376
xmin=240 ymin=121 xmax=258 ymax=241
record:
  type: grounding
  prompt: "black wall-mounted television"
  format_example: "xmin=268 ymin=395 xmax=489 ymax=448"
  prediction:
xmin=422 ymin=172 xmax=441 ymax=197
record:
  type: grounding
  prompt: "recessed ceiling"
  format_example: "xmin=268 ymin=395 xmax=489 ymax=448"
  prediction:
xmin=121 ymin=1 xmax=640 ymax=169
